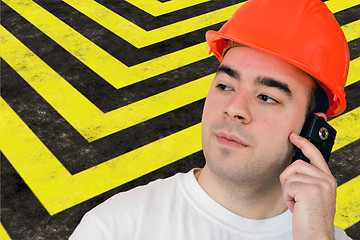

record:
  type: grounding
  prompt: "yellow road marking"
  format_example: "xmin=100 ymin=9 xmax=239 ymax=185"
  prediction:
xmin=1 ymin=97 xmax=359 ymax=214
xmin=63 ymin=0 xmax=243 ymax=48
xmin=331 ymin=106 xmax=360 ymax=152
xmin=342 ymin=19 xmax=360 ymax=42
xmin=125 ymin=0 xmax=360 ymax=18
xmin=347 ymin=57 xmax=360 ymax=86
xmin=325 ymin=0 xmax=360 ymax=13
xmin=125 ymin=0 xmax=209 ymax=17
xmin=335 ymin=175 xmax=360 ymax=230
xmin=0 ymin=97 xmax=202 ymax=214
xmin=1 ymin=25 xmax=359 ymax=142
xmin=2 ymin=0 xmax=209 ymax=88
xmin=3 ymin=0 xmax=358 ymax=89
xmin=0 ymin=223 xmax=11 ymax=240
xmin=125 ymin=0 xmax=360 ymax=19
xmin=0 ymin=25 xmax=212 ymax=141
xmin=63 ymin=0 xmax=358 ymax=48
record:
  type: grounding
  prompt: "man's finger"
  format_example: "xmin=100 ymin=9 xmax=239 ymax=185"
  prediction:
xmin=289 ymin=132 xmax=332 ymax=175
xmin=280 ymin=160 xmax=335 ymax=188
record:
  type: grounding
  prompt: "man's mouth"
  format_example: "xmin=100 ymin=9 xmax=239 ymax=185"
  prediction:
xmin=215 ymin=132 xmax=248 ymax=148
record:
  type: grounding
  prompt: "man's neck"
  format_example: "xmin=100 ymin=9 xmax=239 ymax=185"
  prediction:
xmin=196 ymin=166 xmax=288 ymax=220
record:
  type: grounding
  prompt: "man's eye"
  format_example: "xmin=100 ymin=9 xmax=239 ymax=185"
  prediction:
xmin=258 ymin=94 xmax=278 ymax=104
xmin=216 ymin=84 xmax=232 ymax=91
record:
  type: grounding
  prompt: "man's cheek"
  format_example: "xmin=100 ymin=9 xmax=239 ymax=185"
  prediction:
xmin=261 ymin=118 xmax=292 ymax=146
xmin=261 ymin=117 xmax=282 ymax=131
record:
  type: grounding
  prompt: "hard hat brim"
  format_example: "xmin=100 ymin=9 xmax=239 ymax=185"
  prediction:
xmin=206 ymin=30 xmax=346 ymax=116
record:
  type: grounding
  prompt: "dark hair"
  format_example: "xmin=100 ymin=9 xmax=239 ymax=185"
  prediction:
xmin=307 ymin=80 xmax=329 ymax=116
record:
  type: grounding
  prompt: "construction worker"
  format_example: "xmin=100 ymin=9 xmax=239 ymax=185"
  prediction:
xmin=70 ymin=0 xmax=351 ymax=239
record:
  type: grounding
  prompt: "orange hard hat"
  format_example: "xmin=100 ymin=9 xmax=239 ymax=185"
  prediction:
xmin=206 ymin=0 xmax=350 ymax=116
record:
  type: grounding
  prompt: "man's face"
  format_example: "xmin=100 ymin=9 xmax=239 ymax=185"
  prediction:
xmin=201 ymin=46 xmax=315 ymax=186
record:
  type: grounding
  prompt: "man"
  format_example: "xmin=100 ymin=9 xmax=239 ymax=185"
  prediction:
xmin=70 ymin=0 xmax=351 ymax=239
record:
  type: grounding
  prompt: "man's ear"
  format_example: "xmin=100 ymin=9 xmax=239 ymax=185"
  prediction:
xmin=314 ymin=112 xmax=327 ymax=121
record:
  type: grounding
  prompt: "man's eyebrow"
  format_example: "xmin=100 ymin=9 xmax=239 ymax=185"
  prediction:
xmin=256 ymin=76 xmax=292 ymax=96
xmin=217 ymin=65 xmax=240 ymax=79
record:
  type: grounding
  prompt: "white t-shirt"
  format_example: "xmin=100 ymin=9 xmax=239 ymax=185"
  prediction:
xmin=70 ymin=169 xmax=351 ymax=240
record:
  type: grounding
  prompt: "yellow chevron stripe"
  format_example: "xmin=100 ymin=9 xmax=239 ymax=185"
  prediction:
xmin=0 ymin=223 xmax=11 ymax=240
xmin=63 ymin=0 xmax=243 ymax=48
xmin=3 ymin=23 xmax=359 ymax=143
xmin=0 ymin=97 xmax=202 ymax=214
xmin=63 ymin=0 xmax=358 ymax=49
xmin=325 ymin=0 xmax=360 ymax=13
xmin=4 ymin=23 xmax=359 ymax=142
xmin=125 ymin=0 xmax=360 ymax=17
xmin=0 ymin=25 xmax=212 ymax=141
xmin=347 ymin=57 xmax=360 ymax=86
xmin=2 ymin=0 xmax=209 ymax=89
xmin=1 ymin=26 xmax=359 ymax=142
xmin=125 ymin=0 xmax=209 ymax=16
xmin=335 ymin=175 xmax=360 ymax=230
xmin=124 ymin=0 xmax=360 ymax=18
xmin=342 ymin=19 xmax=360 ymax=42
xmin=331 ymin=106 xmax=360 ymax=152
xmin=4 ymin=0 xmax=358 ymax=90
xmin=1 ymin=98 xmax=359 ymax=214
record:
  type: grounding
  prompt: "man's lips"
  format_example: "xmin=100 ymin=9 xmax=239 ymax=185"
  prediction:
xmin=215 ymin=132 xmax=248 ymax=148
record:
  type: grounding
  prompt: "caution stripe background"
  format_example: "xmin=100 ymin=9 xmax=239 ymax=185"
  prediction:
xmin=0 ymin=0 xmax=359 ymax=239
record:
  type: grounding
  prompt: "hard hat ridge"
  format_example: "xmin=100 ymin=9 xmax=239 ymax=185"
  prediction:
xmin=206 ymin=0 xmax=350 ymax=116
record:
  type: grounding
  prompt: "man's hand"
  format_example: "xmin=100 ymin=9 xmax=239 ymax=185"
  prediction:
xmin=280 ymin=132 xmax=337 ymax=240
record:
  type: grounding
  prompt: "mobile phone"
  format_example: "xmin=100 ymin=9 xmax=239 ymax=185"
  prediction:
xmin=291 ymin=114 xmax=337 ymax=164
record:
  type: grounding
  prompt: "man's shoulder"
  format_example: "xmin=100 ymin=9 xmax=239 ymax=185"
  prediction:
xmin=87 ymin=170 xmax=190 ymax=217
xmin=110 ymin=170 xmax=187 ymax=200
xmin=334 ymin=226 xmax=352 ymax=240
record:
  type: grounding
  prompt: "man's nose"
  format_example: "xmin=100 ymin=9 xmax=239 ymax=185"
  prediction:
xmin=224 ymin=90 xmax=251 ymax=124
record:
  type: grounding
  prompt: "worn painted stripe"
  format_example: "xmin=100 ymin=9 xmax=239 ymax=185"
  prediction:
xmin=335 ymin=175 xmax=360 ymax=230
xmin=325 ymin=0 xmax=360 ymax=13
xmin=331 ymin=107 xmax=360 ymax=152
xmin=347 ymin=57 xmax=360 ymax=87
xmin=2 ymin=26 xmax=359 ymax=142
xmin=4 ymin=0 xmax=358 ymax=89
xmin=0 ymin=223 xmax=11 ymax=240
xmin=2 ymin=0 xmax=209 ymax=88
xmin=63 ymin=0 xmax=243 ymax=48
xmin=0 ymin=25 xmax=212 ymax=141
xmin=63 ymin=0 xmax=359 ymax=48
xmin=1 ymin=97 xmax=359 ymax=215
xmin=342 ymin=19 xmax=360 ymax=42
xmin=0 ymin=97 xmax=202 ymax=214
xmin=124 ymin=0 xmax=209 ymax=17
